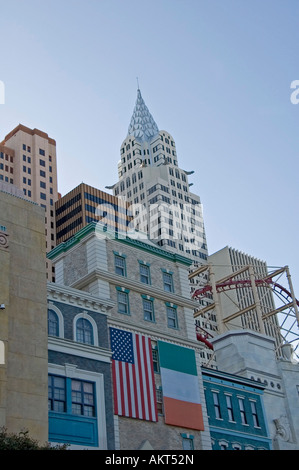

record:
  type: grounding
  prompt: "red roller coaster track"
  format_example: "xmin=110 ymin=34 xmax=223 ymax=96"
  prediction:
xmin=193 ymin=277 xmax=299 ymax=350
xmin=192 ymin=278 xmax=299 ymax=307
xmin=196 ymin=330 xmax=214 ymax=350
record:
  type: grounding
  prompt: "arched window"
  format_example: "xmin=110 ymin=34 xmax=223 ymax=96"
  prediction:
xmin=76 ymin=318 xmax=94 ymax=345
xmin=48 ymin=309 xmax=59 ymax=337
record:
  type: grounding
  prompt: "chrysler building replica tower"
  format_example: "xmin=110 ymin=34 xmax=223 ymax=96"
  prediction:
xmin=109 ymin=87 xmax=208 ymax=269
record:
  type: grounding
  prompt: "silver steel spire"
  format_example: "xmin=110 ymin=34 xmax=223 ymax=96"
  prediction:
xmin=127 ymin=89 xmax=159 ymax=142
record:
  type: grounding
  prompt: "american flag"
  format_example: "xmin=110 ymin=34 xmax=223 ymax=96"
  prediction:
xmin=110 ymin=327 xmax=158 ymax=422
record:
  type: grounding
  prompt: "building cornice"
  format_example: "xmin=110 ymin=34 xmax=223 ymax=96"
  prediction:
xmin=47 ymin=281 xmax=115 ymax=314
xmin=48 ymin=335 xmax=112 ymax=363
xmin=69 ymin=268 xmax=198 ymax=310
xmin=201 ymin=366 xmax=266 ymax=392
xmin=1 ymin=124 xmax=56 ymax=146
xmin=108 ymin=317 xmax=203 ymax=352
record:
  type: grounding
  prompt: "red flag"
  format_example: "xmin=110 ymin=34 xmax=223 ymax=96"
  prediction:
xmin=110 ymin=327 xmax=158 ymax=422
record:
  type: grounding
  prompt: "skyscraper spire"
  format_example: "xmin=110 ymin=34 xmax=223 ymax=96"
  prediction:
xmin=127 ymin=88 xmax=159 ymax=142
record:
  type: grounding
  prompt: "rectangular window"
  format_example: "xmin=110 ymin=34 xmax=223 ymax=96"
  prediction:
xmin=117 ymin=291 xmax=129 ymax=315
xmin=48 ymin=375 xmax=66 ymax=413
xmin=40 ymin=159 xmax=45 ymax=167
xmin=250 ymin=401 xmax=260 ymax=427
xmin=40 ymin=181 xmax=46 ymax=189
xmin=49 ymin=375 xmax=96 ymax=418
xmin=238 ymin=398 xmax=247 ymax=425
xmin=40 ymin=170 xmax=46 ymax=177
xmin=166 ymin=305 xmax=178 ymax=329
xmin=71 ymin=380 xmax=95 ymax=417
xmin=156 ymin=387 xmax=163 ymax=414
xmin=213 ymin=392 xmax=222 ymax=419
xmin=163 ymin=272 xmax=174 ymax=292
xmin=152 ymin=348 xmax=159 ymax=373
xmin=140 ymin=263 xmax=150 ymax=284
xmin=182 ymin=437 xmax=194 ymax=450
xmin=114 ymin=254 xmax=126 ymax=276
xmin=143 ymin=298 xmax=154 ymax=322
xmin=226 ymin=395 xmax=234 ymax=421
xmin=40 ymin=192 xmax=46 ymax=200
xmin=39 ymin=148 xmax=45 ymax=156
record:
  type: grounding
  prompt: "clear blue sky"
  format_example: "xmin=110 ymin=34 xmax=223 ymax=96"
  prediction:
xmin=1 ymin=0 xmax=299 ymax=299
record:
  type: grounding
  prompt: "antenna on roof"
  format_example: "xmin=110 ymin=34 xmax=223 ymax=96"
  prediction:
xmin=136 ymin=77 xmax=140 ymax=90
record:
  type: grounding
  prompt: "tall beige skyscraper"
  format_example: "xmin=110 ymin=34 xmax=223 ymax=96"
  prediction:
xmin=0 ymin=184 xmax=48 ymax=442
xmin=200 ymin=246 xmax=283 ymax=354
xmin=0 ymin=124 xmax=59 ymax=280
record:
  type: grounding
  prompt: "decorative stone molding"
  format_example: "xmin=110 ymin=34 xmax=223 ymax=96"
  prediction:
xmin=48 ymin=336 xmax=112 ymax=363
xmin=0 ymin=229 xmax=9 ymax=250
xmin=47 ymin=281 xmax=114 ymax=314
xmin=281 ymin=343 xmax=294 ymax=362
xmin=273 ymin=415 xmax=292 ymax=442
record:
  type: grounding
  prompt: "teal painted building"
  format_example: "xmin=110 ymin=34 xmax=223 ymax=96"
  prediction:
xmin=202 ymin=367 xmax=272 ymax=450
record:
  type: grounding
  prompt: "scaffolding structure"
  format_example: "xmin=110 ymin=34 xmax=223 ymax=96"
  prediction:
xmin=190 ymin=264 xmax=299 ymax=362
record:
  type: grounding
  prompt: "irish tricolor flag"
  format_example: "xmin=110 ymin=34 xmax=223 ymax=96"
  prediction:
xmin=158 ymin=341 xmax=204 ymax=431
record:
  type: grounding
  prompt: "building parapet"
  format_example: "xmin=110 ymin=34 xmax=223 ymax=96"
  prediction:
xmin=47 ymin=221 xmax=193 ymax=266
xmin=1 ymin=123 xmax=56 ymax=146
